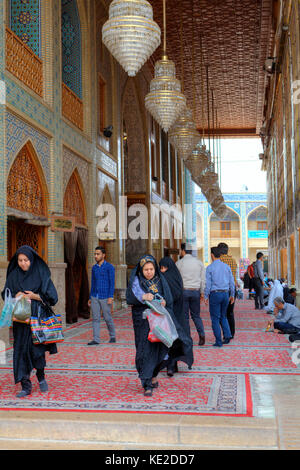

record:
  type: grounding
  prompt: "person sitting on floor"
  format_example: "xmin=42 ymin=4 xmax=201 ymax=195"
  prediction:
xmin=285 ymin=288 xmax=297 ymax=306
xmin=264 ymin=279 xmax=283 ymax=314
xmin=268 ymin=297 xmax=300 ymax=335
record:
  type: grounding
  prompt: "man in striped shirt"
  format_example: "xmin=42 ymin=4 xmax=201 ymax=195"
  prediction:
xmin=218 ymin=243 xmax=237 ymax=339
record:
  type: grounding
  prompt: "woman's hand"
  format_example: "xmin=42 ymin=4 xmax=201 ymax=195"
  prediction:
xmin=142 ymin=293 xmax=154 ymax=301
xmin=15 ymin=292 xmax=24 ymax=298
xmin=23 ymin=291 xmax=41 ymax=301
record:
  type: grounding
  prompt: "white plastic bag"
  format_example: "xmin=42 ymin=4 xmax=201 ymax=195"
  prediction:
xmin=0 ymin=288 xmax=15 ymax=328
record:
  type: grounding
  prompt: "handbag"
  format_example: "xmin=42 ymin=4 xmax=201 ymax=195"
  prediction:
xmin=0 ymin=288 xmax=15 ymax=328
xmin=12 ymin=296 xmax=32 ymax=324
xmin=31 ymin=302 xmax=64 ymax=345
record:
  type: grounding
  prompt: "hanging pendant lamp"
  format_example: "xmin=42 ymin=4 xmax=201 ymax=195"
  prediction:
xmin=145 ymin=0 xmax=186 ymax=131
xmin=185 ymin=142 xmax=209 ymax=181
xmin=102 ymin=0 xmax=161 ymax=77
xmin=214 ymin=204 xmax=228 ymax=219
xmin=145 ymin=57 xmax=186 ymax=132
xmin=168 ymin=106 xmax=200 ymax=160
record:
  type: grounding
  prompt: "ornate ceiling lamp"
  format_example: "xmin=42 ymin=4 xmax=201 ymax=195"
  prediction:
xmin=168 ymin=106 xmax=200 ymax=160
xmin=213 ymin=203 xmax=228 ymax=219
xmin=198 ymin=159 xmax=218 ymax=192
xmin=185 ymin=142 xmax=209 ymax=179
xmin=145 ymin=0 xmax=186 ymax=132
xmin=102 ymin=0 xmax=161 ymax=77
xmin=211 ymin=192 xmax=224 ymax=209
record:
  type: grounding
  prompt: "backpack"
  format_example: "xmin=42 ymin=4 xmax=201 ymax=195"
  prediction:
xmin=247 ymin=262 xmax=255 ymax=279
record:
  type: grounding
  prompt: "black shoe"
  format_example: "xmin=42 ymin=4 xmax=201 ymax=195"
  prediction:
xmin=213 ymin=342 xmax=223 ymax=347
xmin=87 ymin=340 xmax=100 ymax=345
xmin=152 ymin=381 xmax=159 ymax=389
xmin=198 ymin=335 xmax=205 ymax=346
xmin=222 ymin=338 xmax=231 ymax=344
xmin=39 ymin=379 xmax=49 ymax=393
xmin=16 ymin=390 xmax=31 ymax=398
xmin=109 ymin=338 xmax=116 ymax=343
xmin=167 ymin=369 xmax=174 ymax=377
xmin=144 ymin=388 xmax=153 ymax=397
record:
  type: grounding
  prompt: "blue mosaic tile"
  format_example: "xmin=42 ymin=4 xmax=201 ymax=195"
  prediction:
xmin=10 ymin=0 xmax=41 ymax=56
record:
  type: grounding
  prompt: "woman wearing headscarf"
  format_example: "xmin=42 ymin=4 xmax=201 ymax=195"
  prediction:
xmin=159 ymin=257 xmax=194 ymax=376
xmin=127 ymin=255 xmax=186 ymax=396
xmin=265 ymin=279 xmax=284 ymax=314
xmin=1 ymin=246 xmax=59 ymax=397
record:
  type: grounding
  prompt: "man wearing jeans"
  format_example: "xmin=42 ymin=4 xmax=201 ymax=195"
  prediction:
xmin=87 ymin=246 xmax=116 ymax=345
xmin=176 ymin=244 xmax=206 ymax=345
xmin=205 ymin=247 xmax=235 ymax=347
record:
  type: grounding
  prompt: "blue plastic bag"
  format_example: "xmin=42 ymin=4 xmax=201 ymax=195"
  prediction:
xmin=0 ymin=288 xmax=14 ymax=328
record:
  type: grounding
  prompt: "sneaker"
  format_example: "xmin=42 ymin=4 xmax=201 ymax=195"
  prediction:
xmin=87 ymin=340 xmax=100 ymax=345
xmin=108 ymin=338 xmax=116 ymax=343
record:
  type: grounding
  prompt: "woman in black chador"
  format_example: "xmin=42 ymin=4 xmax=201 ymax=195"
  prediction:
xmin=126 ymin=255 xmax=193 ymax=397
xmin=1 ymin=245 xmax=59 ymax=397
xmin=159 ymin=257 xmax=194 ymax=376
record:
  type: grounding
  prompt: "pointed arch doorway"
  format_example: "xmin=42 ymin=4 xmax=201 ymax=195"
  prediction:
xmin=7 ymin=141 xmax=48 ymax=260
xmin=63 ymin=169 xmax=89 ymax=324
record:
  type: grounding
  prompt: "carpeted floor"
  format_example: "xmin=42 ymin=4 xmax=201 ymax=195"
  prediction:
xmin=0 ymin=296 xmax=298 ymax=416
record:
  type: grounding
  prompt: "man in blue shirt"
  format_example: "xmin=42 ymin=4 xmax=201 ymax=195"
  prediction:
xmin=87 ymin=246 xmax=116 ymax=345
xmin=205 ymin=246 xmax=235 ymax=347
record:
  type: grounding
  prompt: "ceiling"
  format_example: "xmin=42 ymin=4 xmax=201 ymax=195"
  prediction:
xmin=148 ymin=0 xmax=275 ymax=137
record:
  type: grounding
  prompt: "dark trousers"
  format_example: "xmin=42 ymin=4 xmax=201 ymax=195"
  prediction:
xmin=183 ymin=290 xmax=205 ymax=337
xmin=253 ymin=277 xmax=264 ymax=309
xmin=226 ymin=298 xmax=235 ymax=338
xmin=274 ymin=321 xmax=300 ymax=334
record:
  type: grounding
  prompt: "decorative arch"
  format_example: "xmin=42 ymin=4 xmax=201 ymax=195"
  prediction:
xmin=99 ymin=183 xmax=114 ymax=206
xmin=61 ymin=0 xmax=82 ymax=98
xmin=209 ymin=206 xmax=240 ymax=222
xmin=63 ymin=169 xmax=87 ymax=225
xmin=247 ymin=204 xmax=268 ymax=220
xmin=7 ymin=140 xmax=48 ymax=217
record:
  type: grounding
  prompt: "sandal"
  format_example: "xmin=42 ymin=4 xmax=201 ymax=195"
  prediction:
xmin=144 ymin=388 xmax=153 ymax=397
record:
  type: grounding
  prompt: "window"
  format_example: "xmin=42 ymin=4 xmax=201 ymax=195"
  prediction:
xmin=220 ymin=222 xmax=231 ymax=237
xmin=257 ymin=221 xmax=267 ymax=230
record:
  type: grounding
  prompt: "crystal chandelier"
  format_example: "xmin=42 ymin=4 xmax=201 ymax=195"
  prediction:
xmin=145 ymin=57 xmax=186 ymax=132
xmin=168 ymin=107 xmax=200 ymax=160
xmin=210 ymin=193 xmax=224 ymax=207
xmin=145 ymin=0 xmax=186 ymax=131
xmin=203 ymin=186 xmax=223 ymax=205
xmin=213 ymin=203 xmax=228 ymax=219
xmin=184 ymin=142 xmax=209 ymax=181
xmin=102 ymin=0 xmax=161 ymax=77
xmin=198 ymin=159 xmax=218 ymax=190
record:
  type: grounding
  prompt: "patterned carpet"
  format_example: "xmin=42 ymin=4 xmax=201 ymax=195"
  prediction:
xmin=0 ymin=295 xmax=298 ymax=416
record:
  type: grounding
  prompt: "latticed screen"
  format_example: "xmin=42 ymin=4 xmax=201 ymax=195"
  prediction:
xmin=7 ymin=145 xmax=46 ymax=216
xmin=63 ymin=172 xmax=86 ymax=226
